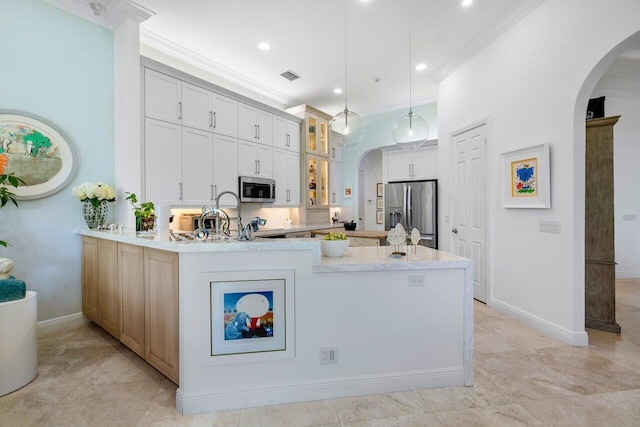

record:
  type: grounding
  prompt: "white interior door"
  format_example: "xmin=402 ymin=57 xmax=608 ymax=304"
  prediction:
xmin=452 ymin=125 xmax=487 ymax=302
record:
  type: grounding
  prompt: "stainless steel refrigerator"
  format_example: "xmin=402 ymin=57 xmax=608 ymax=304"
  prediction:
xmin=384 ymin=180 xmax=437 ymax=249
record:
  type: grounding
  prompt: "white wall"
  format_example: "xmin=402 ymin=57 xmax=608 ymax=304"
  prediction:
xmin=591 ymin=85 xmax=640 ymax=279
xmin=437 ymin=0 xmax=640 ymax=344
xmin=1 ymin=0 xmax=114 ymax=321
xmin=359 ymin=150 xmax=384 ymax=231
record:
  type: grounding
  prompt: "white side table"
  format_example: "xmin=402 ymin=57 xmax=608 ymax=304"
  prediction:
xmin=0 ymin=291 xmax=38 ymax=396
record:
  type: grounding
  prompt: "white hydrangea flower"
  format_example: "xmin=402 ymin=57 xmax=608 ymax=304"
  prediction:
xmin=72 ymin=182 xmax=116 ymax=202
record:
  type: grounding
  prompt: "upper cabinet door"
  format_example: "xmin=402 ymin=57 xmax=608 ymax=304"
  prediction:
xmin=181 ymin=83 xmax=213 ymax=132
xmin=238 ymin=103 xmax=258 ymax=141
xmin=272 ymin=116 xmax=288 ymax=151
xmin=386 ymin=149 xmax=413 ymax=182
xmin=181 ymin=127 xmax=214 ymax=205
xmin=411 ymin=146 xmax=438 ymax=180
xmin=287 ymin=151 xmax=301 ymax=206
xmin=287 ymin=120 xmax=301 ymax=153
xmin=330 ymin=138 xmax=343 ymax=162
xmin=272 ymin=148 xmax=289 ymax=205
xmin=212 ymin=93 xmax=238 ymax=137
xmin=256 ymin=110 xmax=273 ymax=146
xmin=213 ymin=135 xmax=239 ymax=206
xmin=144 ymin=118 xmax=182 ymax=205
xmin=145 ymin=69 xmax=181 ymax=125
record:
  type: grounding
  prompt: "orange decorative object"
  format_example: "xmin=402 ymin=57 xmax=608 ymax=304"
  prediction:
xmin=0 ymin=154 xmax=8 ymax=174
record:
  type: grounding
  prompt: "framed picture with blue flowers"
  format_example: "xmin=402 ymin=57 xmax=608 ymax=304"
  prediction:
xmin=501 ymin=143 xmax=550 ymax=208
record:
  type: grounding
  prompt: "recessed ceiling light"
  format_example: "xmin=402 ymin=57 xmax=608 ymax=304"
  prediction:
xmin=257 ymin=42 xmax=271 ymax=51
xmin=462 ymin=0 xmax=473 ymax=7
xmin=334 ymin=88 xmax=343 ymax=94
xmin=415 ymin=63 xmax=427 ymax=71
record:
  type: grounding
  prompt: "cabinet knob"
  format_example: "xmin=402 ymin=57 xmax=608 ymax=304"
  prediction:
xmin=452 ymin=228 xmax=458 ymax=234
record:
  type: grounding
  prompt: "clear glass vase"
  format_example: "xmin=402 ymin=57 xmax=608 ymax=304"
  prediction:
xmin=83 ymin=199 xmax=108 ymax=229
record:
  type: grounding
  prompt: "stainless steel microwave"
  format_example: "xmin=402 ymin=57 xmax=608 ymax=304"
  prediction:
xmin=239 ymin=176 xmax=276 ymax=203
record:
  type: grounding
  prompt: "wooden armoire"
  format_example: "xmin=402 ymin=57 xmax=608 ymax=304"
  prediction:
xmin=585 ymin=115 xmax=621 ymax=333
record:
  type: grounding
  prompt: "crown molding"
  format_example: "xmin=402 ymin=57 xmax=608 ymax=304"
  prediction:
xmin=140 ymin=29 xmax=300 ymax=107
xmin=359 ymin=93 xmax=438 ymax=118
xmin=430 ymin=0 xmax=545 ymax=83
xmin=42 ymin=0 xmax=153 ymax=30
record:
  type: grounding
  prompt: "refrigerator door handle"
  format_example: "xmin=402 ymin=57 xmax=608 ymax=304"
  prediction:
xmin=403 ymin=185 xmax=408 ymax=230
xmin=407 ymin=185 xmax=412 ymax=229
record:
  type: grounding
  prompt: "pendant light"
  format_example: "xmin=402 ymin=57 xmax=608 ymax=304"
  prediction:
xmin=330 ymin=0 xmax=365 ymax=148
xmin=393 ymin=0 xmax=429 ymax=149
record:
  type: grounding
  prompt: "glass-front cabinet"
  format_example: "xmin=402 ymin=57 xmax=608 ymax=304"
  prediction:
xmin=306 ymin=114 xmax=329 ymax=157
xmin=306 ymin=155 xmax=329 ymax=209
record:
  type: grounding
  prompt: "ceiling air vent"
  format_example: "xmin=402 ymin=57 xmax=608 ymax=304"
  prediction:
xmin=280 ymin=70 xmax=301 ymax=81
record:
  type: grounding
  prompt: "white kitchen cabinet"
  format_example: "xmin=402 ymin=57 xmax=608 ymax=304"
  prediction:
xmin=212 ymin=93 xmax=238 ymax=137
xmin=145 ymin=69 xmax=181 ymax=125
xmin=238 ymin=103 xmax=272 ymax=146
xmin=145 ymin=118 xmax=182 ymax=205
xmin=181 ymin=127 xmax=214 ymax=205
xmin=386 ymin=145 xmax=438 ymax=182
xmin=239 ymin=140 xmax=272 ymax=178
xmin=213 ymin=134 xmax=239 ymax=206
xmin=330 ymin=138 xmax=343 ymax=162
xmin=273 ymin=148 xmax=300 ymax=206
xmin=273 ymin=116 xmax=301 ymax=152
xmin=330 ymin=160 xmax=343 ymax=206
xmin=181 ymin=82 xmax=212 ymax=131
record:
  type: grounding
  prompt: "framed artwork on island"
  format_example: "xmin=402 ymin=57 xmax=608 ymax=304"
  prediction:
xmin=376 ymin=182 xmax=383 ymax=197
xmin=376 ymin=209 xmax=383 ymax=224
xmin=0 ymin=111 xmax=76 ymax=200
xmin=501 ymin=143 xmax=550 ymax=208
xmin=376 ymin=198 xmax=383 ymax=209
xmin=205 ymin=269 xmax=295 ymax=364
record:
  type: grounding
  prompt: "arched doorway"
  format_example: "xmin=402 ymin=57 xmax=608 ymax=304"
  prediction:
xmin=573 ymin=30 xmax=640 ymax=337
xmin=356 ymin=148 xmax=384 ymax=231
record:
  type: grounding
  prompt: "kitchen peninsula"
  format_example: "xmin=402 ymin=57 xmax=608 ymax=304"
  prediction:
xmin=78 ymin=229 xmax=473 ymax=415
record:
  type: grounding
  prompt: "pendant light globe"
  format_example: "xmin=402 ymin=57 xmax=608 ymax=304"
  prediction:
xmin=393 ymin=110 xmax=429 ymax=149
xmin=330 ymin=107 xmax=364 ymax=148
xmin=393 ymin=0 xmax=429 ymax=149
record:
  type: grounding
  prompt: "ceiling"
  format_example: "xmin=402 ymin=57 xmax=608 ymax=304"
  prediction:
xmin=135 ymin=0 xmax=532 ymax=116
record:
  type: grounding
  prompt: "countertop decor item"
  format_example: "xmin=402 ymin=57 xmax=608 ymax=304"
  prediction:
xmin=126 ymin=192 xmax=156 ymax=235
xmin=387 ymin=223 xmax=407 ymax=258
xmin=344 ymin=220 xmax=357 ymax=231
xmin=0 ymin=110 xmax=76 ymax=200
xmin=321 ymin=232 xmax=350 ymax=258
xmin=73 ymin=182 xmax=115 ymax=229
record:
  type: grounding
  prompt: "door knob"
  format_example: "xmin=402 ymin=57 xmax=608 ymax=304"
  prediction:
xmin=452 ymin=228 xmax=458 ymax=234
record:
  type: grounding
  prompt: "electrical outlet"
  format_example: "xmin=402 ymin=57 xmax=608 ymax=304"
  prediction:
xmin=622 ymin=214 xmax=637 ymax=221
xmin=408 ymin=275 xmax=425 ymax=286
xmin=539 ymin=220 xmax=561 ymax=234
xmin=319 ymin=346 xmax=338 ymax=365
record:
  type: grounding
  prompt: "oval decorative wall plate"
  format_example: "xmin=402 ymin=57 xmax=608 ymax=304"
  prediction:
xmin=0 ymin=111 xmax=76 ymax=200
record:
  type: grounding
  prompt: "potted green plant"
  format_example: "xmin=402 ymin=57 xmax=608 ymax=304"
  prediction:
xmin=0 ymin=173 xmax=24 ymax=247
xmin=125 ymin=192 xmax=156 ymax=234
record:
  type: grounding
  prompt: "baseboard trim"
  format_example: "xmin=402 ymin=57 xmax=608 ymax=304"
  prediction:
xmin=489 ymin=298 xmax=589 ymax=346
xmin=37 ymin=312 xmax=89 ymax=335
xmin=616 ymin=271 xmax=640 ymax=280
xmin=176 ymin=368 xmax=465 ymax=415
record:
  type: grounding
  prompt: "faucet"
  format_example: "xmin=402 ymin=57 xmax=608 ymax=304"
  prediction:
xmin=214 ymin=191 xmax=243 ymax=239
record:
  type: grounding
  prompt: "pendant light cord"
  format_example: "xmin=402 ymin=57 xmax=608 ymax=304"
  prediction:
xmin=344 ymin=0 xmax=348 ymax=113
xmin=408 ymin=0 xmax=413 ymax=117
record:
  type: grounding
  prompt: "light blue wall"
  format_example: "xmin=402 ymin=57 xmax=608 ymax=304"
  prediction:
xmin=0 ymin=0 xmax=114 ymax=321
xmin=341 ymin=103 xmax=438 ymax=211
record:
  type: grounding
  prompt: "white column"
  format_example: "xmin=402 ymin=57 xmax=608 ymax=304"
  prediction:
xmin=112 ymin=1 xmax=154 ymax=228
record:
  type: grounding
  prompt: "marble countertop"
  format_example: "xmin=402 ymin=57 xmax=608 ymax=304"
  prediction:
xmin=313 ymin=245 xmax=472 ymax=273
xmin=76 ymin=229 xmax=470 ymax=272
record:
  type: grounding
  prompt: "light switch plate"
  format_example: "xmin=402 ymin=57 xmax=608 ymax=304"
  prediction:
xmin=622 ymin=214 xmax=637 ymax=221
xmin=539 ymin=220 xmax=561 ymax=234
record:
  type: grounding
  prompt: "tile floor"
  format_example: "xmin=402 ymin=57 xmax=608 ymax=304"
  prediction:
xmin=2 ymin=279 xmax=640 ymax=426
